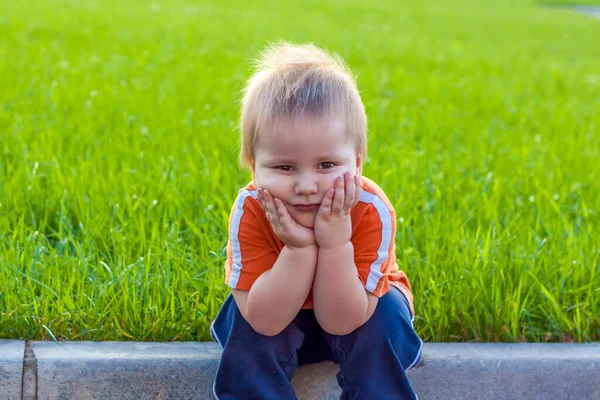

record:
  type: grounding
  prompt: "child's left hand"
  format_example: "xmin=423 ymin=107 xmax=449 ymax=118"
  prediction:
xmin=314 ymin=171 xmax=361 ymax=249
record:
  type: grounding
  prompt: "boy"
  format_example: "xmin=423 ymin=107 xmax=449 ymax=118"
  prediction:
xmin=211 ymin=42 xmax=422 ymax=399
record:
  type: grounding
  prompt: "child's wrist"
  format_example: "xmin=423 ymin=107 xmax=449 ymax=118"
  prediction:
xmin=286 ymin=243 xmax=318 ymax=252
xmin=317 ymin=240 xmax=352 ymax=251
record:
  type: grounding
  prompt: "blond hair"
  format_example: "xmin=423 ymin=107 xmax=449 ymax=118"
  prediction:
xmin=239 ymin=41 xmax=367 ymax=169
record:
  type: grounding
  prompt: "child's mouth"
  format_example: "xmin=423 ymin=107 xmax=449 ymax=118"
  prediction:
xmin=294 ymin=204 xmax=320 ymax=211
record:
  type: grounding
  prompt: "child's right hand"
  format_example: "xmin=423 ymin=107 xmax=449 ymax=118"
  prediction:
xmin=258 ymin=188 xmax=316 ymax=250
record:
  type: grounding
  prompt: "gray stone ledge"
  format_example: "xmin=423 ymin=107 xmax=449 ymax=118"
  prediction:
xmin=0 ymin=341 xmax=599 ymax=399
xmin=0 ymin=340 xmax=24 ymax=400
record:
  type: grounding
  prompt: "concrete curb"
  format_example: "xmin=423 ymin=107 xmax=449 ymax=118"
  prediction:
xmin=0 ymin=340 xmax=23 ymax=400
xmin=1 ymin=341 xmax=599 ymax=399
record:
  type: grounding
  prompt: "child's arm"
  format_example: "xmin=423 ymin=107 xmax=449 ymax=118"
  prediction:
xmin=312 ymin=172 xmax=378 ymax=335
xmin=313 ymin=243 xmax=378 ymax=335
xmin=233 ymin=244 xmax=317 ymax=336
xmin=232 ymin=188 xmax=317 ymax=337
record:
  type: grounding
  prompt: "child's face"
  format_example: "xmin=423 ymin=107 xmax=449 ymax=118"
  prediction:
xmin=252 ymin=114 xmax=362 ymax=229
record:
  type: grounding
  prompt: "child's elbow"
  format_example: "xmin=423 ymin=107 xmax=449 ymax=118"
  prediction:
xmin=318 ymin=317 xmax=362 ymax=336
xmin=326 ymin=323 xmax=361 ymax=336
xmin=249 ymin=321 xmax=284 ymax=337
xmin=245 ymin=311 xmax=286 ymax=336
xmin=241 ymin=298 xmax=286 ymax=337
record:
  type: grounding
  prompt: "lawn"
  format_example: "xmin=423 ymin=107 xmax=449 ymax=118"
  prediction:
xmin=1 ymin=0 xmax=599 ymax=342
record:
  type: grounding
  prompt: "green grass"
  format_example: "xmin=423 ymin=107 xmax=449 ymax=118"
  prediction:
xmin=1 ymin=0 xmax=599 ymax=343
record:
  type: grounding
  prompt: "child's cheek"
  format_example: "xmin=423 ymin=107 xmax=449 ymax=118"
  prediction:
xmin=255 ymin=171 xmax=280 ymax=188
xmin=256 ymin=173 xmax=290 ymax=198
xmin=267 ymin=175 xmax=289 ymax=191
xmin=325 ymin=169 xmax=350 ymax=188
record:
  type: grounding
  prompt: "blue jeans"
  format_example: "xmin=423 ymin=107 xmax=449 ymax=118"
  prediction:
xmin=211 ymin=286 xmax=422 ymax=400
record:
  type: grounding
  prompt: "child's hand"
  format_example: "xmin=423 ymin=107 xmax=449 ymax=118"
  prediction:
xmin=314 ymin=171 xmax=361 ymax=249
xmin=258 ymin=188 xmax=316 ymax=250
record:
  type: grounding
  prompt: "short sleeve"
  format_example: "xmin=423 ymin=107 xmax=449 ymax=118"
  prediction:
xmin=224 ymin=190 xmax=280 ymax=291
xmin=351 ymin=195 xmax=397 ymax=298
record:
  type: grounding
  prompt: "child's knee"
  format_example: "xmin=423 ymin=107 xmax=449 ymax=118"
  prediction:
xmin=338 ymin=288 xmax=422 ymax=369
xmin=364 ymin=287 xmax=413 ymax=331
xmin=212 ymin=295 xmax=277 ymax=345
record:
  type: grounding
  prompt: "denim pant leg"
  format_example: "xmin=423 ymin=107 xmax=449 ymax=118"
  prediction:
xmin=211 ymin=294 xmax=307 ymax=400
xmin=325 ymin=287 xmax=423 ymax=400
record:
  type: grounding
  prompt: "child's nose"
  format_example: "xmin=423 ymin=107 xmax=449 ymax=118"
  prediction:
xmin=295 ymin=174 xmax=318 ymax=195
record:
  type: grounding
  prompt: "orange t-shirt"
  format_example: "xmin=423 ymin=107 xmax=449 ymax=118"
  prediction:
xmin=224 ymin=176 xmax=414 ymax=314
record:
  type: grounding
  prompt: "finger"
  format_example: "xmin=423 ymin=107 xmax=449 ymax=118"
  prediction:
xmin=265 ymin=191 xmax=279 ymax=225
xmin=332 ymin=176 xmax=345 ymax=214
xmin=274 ymin=198 xmax=292 ymax=226
xmin=318 ymin=189 xmax=335 ymax=217
xmin=260 ymin=188 xmax=269 ymax=217
xmin=260 ymin=188 xmax=270 ymax=210
xmin=264 ymin=190 xmax=281 ymax=229
xmin=257 ymin=188 xmax=265 ymax=209
xmin=343 ymin=172 xmax=355 ymax=212
xmin=353 ymin=175 xmax=361 ymax=207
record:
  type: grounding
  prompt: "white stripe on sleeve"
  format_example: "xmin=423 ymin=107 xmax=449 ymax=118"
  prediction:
xmin=228 ymin=189 xmax=258 ymax=288
xmin=358 ymin=191 xmax=393 ymax=293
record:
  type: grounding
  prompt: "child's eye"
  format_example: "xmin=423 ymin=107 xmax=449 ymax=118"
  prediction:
xmin=320 ymin=162 xmax=335 ymax=169
xmin=276 ymin=165 xmax=293 ymax=171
